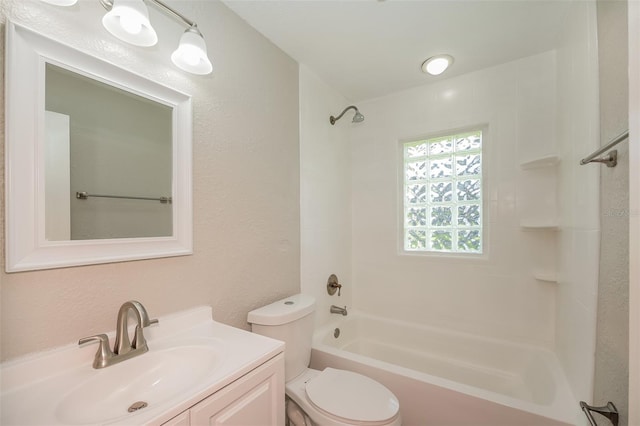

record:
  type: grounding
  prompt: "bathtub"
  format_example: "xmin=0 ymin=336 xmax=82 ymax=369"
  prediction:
xmin=311 ymin=312 xmax=582 ymax=426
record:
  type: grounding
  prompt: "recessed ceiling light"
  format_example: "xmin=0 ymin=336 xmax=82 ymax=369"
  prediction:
xmin=422 ymin=55 xmax=454 ymax=76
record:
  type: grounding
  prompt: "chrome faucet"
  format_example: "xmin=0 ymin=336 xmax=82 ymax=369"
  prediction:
xmin=79 ymin=300 xmax=158 ymax=369
xmin=114 ymin=301 xmax=159 ymax=355
xmin=330 ymin=305 xmax=348 ymax=316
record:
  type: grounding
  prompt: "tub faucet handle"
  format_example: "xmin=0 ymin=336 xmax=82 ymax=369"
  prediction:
xmin=327 ymin=274 xmax=342 ymax=296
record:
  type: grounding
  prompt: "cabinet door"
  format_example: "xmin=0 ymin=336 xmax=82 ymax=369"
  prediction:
xmin=161 ymin=410 xmax=190 ymax=426
xmin=190 ymin=354 xmax=284 ymax=426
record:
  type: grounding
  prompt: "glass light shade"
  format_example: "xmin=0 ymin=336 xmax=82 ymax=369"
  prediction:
xmin=171 ymin=27 xmax=213 ymax=75
xmin=40 ymin=0 xmax=78 ymax=5
xmin=422 ymin=55 xmax=454 ymax=76
xmin=102 ymin=0 xmax=158 ymax=47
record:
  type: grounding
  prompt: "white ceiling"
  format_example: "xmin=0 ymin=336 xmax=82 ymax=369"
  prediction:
xmin=222 ymin=0 xmax=574 ymax=102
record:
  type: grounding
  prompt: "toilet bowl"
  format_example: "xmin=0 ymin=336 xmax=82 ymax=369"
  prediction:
xmin=247 ymin=294 xmax=401 ymax=426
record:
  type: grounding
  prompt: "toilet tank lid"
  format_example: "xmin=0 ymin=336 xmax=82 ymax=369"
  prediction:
xmin=248 ymin=294 xmax=316 ymax=326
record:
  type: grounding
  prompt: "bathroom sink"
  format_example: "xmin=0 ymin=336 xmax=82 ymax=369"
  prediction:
xmin=55 ymin=342 xmax=223 ymax=425
xmin=0 ymin=307 xmax=284 ymax=426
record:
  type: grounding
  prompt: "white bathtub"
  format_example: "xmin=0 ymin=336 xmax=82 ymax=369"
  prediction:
xmin=311 ymin=312 xmax=582 ymax=426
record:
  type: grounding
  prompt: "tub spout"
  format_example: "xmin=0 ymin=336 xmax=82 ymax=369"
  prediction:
xmin=330 ymin=305 xmax=348 ymax=316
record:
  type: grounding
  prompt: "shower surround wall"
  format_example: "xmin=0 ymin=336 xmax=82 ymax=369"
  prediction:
xmin=350 ymin=52 xmax=559 ymax=348
xmin=555 ymin=0 xmax=601 ymax=404
xmin=0 ymin=0 xmax=300 ymax=360
xmin=346 ymin=0 xmax=600 ymax=404
xmin=299 ymin=65 xmax=352 ymax=325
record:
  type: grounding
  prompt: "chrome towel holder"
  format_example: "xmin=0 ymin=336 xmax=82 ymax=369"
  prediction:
xmin=76 ymin=191 xmax=172 ymax=204
xmin=579 ymin=130 xmax=629 ymax=167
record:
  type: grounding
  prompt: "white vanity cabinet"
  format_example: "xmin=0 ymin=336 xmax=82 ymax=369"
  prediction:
xmin=161 ymin=354 xmax=285 ymax=426
xmin=162 ymin=411 xmax=190 ymax=426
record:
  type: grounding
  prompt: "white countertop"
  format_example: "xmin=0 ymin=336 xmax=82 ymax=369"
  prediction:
xmin=0 ymin=306 xmax=284 ymax=425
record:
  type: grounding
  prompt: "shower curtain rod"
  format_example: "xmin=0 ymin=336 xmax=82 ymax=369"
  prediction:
xmin=579 ymin=129 xmax=629 ymax=167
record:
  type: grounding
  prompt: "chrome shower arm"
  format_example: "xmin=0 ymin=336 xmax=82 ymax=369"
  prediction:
xmin=330 ymin=105 xmax=358 ymax=125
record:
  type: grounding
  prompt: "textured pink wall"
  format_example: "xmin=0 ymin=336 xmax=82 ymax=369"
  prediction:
xmin=0 ymin=0 xmax=300 ymax=360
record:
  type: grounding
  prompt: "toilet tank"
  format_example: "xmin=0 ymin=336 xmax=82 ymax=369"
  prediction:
xmin=247 ymin=294 xmax=315 ymax=381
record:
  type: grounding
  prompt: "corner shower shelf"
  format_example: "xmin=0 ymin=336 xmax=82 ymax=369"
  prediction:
xmin=519 ymin=155 xmax=560 ymax=286
xmin=533 ymin=271 xmax=558 ymax=283
xmin=519 ymin=155 xmax=560 ymax=230
xmin=519 ymin=155 xmax=560 ymax=170
xmin=520 ymin=221 xmax=559 ymax=230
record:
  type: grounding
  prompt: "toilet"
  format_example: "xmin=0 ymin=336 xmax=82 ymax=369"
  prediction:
xmin=248 ymin=294 xmax=401 ymax=426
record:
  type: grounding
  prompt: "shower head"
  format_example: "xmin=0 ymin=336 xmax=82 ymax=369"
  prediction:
xmin=330 ymin=105 xmax=365 ymax=125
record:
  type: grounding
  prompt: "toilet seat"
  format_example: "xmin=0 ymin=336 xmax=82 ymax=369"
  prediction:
xmin=305 ymin=368 xmax=400 ymax=424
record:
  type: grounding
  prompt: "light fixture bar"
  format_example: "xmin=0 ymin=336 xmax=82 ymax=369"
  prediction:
xmin=147 ymin=0 xmax=194 ymax=28
xmin=100 ymin=0 xmax=195 ymax=29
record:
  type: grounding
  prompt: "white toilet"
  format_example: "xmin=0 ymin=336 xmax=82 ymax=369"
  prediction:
xmin=248 ymin=294 xmax=401 ymax=426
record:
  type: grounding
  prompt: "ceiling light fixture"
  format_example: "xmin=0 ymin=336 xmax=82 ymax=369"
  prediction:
xmin=421 ymin=54 xmax=454 ymax=76
xmin=41 ymin=0 xmax=213 ymax=75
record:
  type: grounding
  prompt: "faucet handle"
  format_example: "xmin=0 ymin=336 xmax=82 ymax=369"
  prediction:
xmin=78 ymin=333 xmax=114 ymax=369
xmin=131 ymin=319 xmax=157 ymax=350
xmin=145 ymin=318 xmax=159 ymax=327
xmin=131 ymin=303 xmax=158 ymax=349
xmin=130 ymin=319 xmax=156 ymax=351
xmin=132 ymin=325 xmax=151 ymax=352
xmin=130 ymin=301 xmax=158 ymax=327
xmin=327 ymin=274 xmax=342 ymax=296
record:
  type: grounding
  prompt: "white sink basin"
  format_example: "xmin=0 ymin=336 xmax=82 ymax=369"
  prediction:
xmin=56 ymin=343 xmax=222 ymax=425
xmin=0 ymin=306 xmax=284 ymax=426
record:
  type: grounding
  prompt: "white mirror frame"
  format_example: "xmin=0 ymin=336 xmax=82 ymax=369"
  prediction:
xmin=5 ymin=21 xmax=193 ymax=272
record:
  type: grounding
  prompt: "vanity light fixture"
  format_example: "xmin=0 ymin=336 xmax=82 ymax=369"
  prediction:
xmin=102 ymin=0 xmax=158 ymax=47
xmin=171 ymin=26 xmax=213 ymax=75
xmin=421 ymin=54 xmax=454 ymax=76
xmin=40 ymin=0 xmax=78 ymax=5
xmin=40 ymin=0 xmax=213 ymax=75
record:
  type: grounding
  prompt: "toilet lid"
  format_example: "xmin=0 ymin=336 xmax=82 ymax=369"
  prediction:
xmin=305 ymin=368 xmax=399 ymax=422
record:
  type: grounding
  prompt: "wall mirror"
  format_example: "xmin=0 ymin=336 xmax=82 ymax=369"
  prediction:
xmin=5 ymin=21 xmax=193 ymax=272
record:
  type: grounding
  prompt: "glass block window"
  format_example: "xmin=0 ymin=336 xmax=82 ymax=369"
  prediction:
xmin=403 ymin=130 xmax=483 ymax=253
